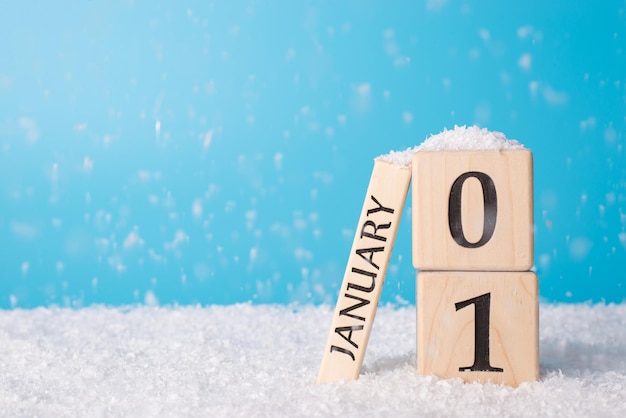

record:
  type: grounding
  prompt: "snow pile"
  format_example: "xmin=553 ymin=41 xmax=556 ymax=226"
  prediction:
xmin=417 ymin=125 xmax=526 ymax=151
xmin=376 ymin=125 xmax=526 ymax=167
xmin=375 ymin=146 xmax=419 ymax=167
xmin=0 ymin=303 xmax=625 ymax=417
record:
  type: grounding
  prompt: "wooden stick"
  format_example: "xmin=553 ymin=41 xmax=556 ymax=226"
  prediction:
xmin=317 ymin=159 xmax=411 ymax=383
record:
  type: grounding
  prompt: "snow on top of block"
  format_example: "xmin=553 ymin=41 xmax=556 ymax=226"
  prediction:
xmin=375 ymin=146 xmax=420 ymax=168
xmin=417 ymin=125 xmax=526 ymax=152
xmin=375 ymin=125 xmax=525 ymax=167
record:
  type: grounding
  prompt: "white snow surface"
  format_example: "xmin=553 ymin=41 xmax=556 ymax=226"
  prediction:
xmin=376 ymin=125 xmax=526 ymax=167
xmin=1 ymin=303 xmax=625 ymax=417
xmin=417 ymin=125 xmax=526 ymax=152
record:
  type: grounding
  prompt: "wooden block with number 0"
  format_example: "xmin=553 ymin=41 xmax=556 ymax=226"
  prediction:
xmin=417 ymin=271 xmax=539 ymax=387
xmin=412 ymin=150 xmax=533 ymax=271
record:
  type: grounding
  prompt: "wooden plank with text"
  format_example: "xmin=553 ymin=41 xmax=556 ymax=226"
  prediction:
xmin=317 ymin=159 xmax=411 ymax=383
xmin=417 ymin=271 xmax=539 ymax=387
xmin=412 ymin=150 xmax=533 ymax=271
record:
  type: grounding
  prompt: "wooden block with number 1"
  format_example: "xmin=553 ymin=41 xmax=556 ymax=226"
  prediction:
xmin=417 ymin=271 xmax=539 ymax=387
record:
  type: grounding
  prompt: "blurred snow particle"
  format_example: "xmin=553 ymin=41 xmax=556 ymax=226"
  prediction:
xmin=538 ymin=253 xmax=551 ymax=269
xmin=155 ymin=120 xmax=161 ymax=137
xmin=518 ymin=53 xmax=532 ymax=70
xmin=9 ymin=295 xmax=17 ymax=308
xmin=352 ymin=83 xmax=372 ymax=113
xmin=83 ymin=156 xmax=93 ymax=172
xmin=165 ymin=230 xmax=189 ymax=251
xmin=56 ymin=261 xmax=64 ymax=274
xmin=619 ymin=232 xmax=626 ymax=249
xmin=144 ymin=291 xmax=159 ymax=306
xmin=517 ymin=25 xmax=542 ymax=42
xmin=383 ymin=28 xmax=410 ymax=67
xmin=529 ymin=80 xmax=540 ymax=97
xmin=0 ymin=74 xmax=14 ymax=88
xmin=402 ymin=111 xmax=414 ymax=124
xmin=274 ymin=153 xmax=283 ymax=170
xmin=542 ymin=84 xmax=569 ymax=105
xmin=580 ymin=116 xmax=597 ymax=130
xmin=337 ymin=114 xmax=347 ymax=124
xmin=19 ymin=117 xmax=39 ymax=143
xmin=478 ymin=28 xmax=490 ymax=42
xmin=225 ymin=200 xmax=236 ymax=213
xmin=21 ymin=262 xmax=29 ymax=276
xmin=192 ymin=199 xmax=203 ymax=219
xmin=74 ymin=122 xmax=88 ymax=132
xmin=529 ymin=81 xmax=568 ymax=105
xmin=249 ymin=247 xmax=258 ymax=262
xmin=123 ymin=227 xmax=145 ymax=250
xmin=138 ymin=170 xmax=151 ymax=182
xmin=245 ymin=210 xmax=257 ymax=229
xmin=357 ymin=82 xmax=371 ymax=96
xmin=203 ymin=130 xmax=213 ymax=151
xmin=426 ymin=0 xmax=448 ymax=12
xmin=285 ymin=47 xmax=296 ymax=61
xmin=10 ymin=222 xmax=38 ymax=239
xmin=604 ymin=125 xmax=617 ymax=143
xmin=518 ymin=25 xmax=534 ymax=39
xmin=606 ymin=192 xmax=616 ymax=205
xmin=569 ymin=237 xmax=593 ymax=261
xmin=51 ymin=163 xmax=59 ymax=183
xmin=468 ymin=48 xmax=480 ymax=61
xmin=313 ymin=171 xmax=333 ymax=185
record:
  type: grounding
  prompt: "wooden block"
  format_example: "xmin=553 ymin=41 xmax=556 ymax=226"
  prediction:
xmin=412 ymin=150 xmax=533 ymax=271
xmin=317 ymin=159 xmax=411 ymax=383
xmin=417 ymin=271 xmax=539 ymax=387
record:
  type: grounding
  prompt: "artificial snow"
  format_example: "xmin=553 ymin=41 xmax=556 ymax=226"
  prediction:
xmin=376 ymin=125 xmax=526 ymax=167
xmin=0 ymin=303 xmax=625 ymax=417
xmin=418 ymin=125 xmax=526 ymax=152
xmin=375 ymin=147 xmax=419 ymax=168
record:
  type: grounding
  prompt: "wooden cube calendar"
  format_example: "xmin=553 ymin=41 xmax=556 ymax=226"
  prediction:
xmin=413 ymin=148 xmax=538 ymax=387
xmin=317 ymin=134 xmax=538 ymax=386
xmin=417 ymin=271 xmax=539 ymax=386
xmin=412 ymin=150 xmax=533 ymax=271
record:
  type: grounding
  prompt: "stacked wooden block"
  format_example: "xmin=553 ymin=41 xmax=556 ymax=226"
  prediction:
xmin=412 ymin=150 xmax=538 ymax=387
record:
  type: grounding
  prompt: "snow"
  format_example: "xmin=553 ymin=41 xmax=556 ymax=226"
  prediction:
xmin=1 ymin=303 xmax=625 ymax=417
xmin=376 ymin=125 xmax=526 ymax=167
xmin=418 ymin=125 xmax=526 ymax=152
xmin=375 ymin=146 xmax=419 ymax=167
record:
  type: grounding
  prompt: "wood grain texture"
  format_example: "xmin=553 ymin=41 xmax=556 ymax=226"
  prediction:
xmin=412 ymin=150 xmax=533 ymax=271
xmin=317 ymin=159 xmax=411 ymax=383
xmin=417 ymin=271 xmax=539 ymax=387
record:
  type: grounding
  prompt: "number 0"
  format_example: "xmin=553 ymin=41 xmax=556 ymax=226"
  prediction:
xmin=448 ymin=171 xmax=497 ymax=248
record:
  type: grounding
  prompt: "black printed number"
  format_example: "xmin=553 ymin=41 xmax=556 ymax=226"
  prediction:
xmin=448 ymin=171 xmax=497 ymax=248
xmin=455 ymin=293 xmax=503 ymax=373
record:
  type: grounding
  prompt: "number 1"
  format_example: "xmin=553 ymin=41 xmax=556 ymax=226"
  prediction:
xmin=455 ymin=292 xmax=503 ymax=373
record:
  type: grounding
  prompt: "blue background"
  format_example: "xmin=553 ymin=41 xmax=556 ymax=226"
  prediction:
xmin=1 ymin=1 xmax=624 ymax=308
